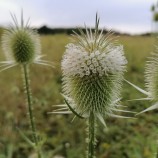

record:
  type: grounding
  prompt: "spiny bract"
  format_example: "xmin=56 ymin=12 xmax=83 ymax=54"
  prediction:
xmin=61 ymin=17 xmax=127 ymax=120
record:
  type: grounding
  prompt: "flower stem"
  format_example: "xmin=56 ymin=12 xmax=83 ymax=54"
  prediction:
xmin=22 ymin=64 xmax=42 ymax=158
xmin=87 ymin=112 xmax=96 ymax=158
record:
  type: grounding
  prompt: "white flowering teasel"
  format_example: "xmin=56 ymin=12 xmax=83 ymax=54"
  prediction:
xmin=51 ymin=15 xmax=131 ymax=158
xmin=126 ymin=45 xmax=158 ymax=114
xmin=145 ymin=51 xmax=158 ymax=101
xmin=60 ymin=16 xmax=129 ymax=121
xmin=55 ymin=15 xmax=130 ymax=158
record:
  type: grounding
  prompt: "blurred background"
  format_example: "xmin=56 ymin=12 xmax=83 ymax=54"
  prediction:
xmin=0 ymin=0 xmax=158 ymax=158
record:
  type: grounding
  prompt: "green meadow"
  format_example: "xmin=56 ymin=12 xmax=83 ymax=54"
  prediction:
xmin=0 ymin=34 xmax=157 ymax=158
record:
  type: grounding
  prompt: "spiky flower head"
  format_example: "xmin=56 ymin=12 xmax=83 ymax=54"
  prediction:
xmin=61 ymin=16 xmax=127 ymax=121
xmin=0 ymin=12 xmax=52 ymax=71
xmin=2 ymin=13 xmax=41 ymax=64
xmin=126 ymin=44 xmax=158 ymax=114
xmin=145 ymin=47 xmax=158 ymax=101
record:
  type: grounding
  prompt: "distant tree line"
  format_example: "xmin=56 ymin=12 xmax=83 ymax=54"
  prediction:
xmin=37 ymin=26 xmax=151 ymax=36
xmin=37 ymin=25 xmax=109 ymax=35
xmin=0 ymin=25 xmax=151 ymax=36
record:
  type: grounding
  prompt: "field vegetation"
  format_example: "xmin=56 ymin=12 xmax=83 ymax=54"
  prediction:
xmin=0 ymin=33 xmax=157 ymax=158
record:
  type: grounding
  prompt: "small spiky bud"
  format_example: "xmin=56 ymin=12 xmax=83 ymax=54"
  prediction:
xmin=61 ymin=16 xmax=127 ymax=119
xmin=0 ymin=13 xmax=53 ymax=71
xmin=2 ymin=13 xmax=41 ymax=64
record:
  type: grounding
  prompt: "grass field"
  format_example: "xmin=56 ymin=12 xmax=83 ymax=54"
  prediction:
xmin=0 ymin=34 xmax=157 ymax=158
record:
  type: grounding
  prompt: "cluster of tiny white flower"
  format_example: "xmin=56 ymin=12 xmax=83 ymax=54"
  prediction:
xmin=62 ymin=43 xmax=127 ymax=78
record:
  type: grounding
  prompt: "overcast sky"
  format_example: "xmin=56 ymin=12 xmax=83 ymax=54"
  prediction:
xmin=0 ymin=0 xmax=157 ymax=34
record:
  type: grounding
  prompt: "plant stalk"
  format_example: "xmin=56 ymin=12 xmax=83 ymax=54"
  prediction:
xmin=22 ymin=64 xmax=42 ymax=158
xmin=87 ymin=112 xmax=96 ymax=158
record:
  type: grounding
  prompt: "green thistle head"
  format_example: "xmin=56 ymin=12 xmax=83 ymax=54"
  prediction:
xmin=61 ymin=15 xmax=127 ymax=120
xmin=2 ymin=13 xmax=41 ymax=64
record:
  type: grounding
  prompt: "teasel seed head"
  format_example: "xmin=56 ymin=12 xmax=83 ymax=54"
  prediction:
xmin=145 ymin=47 xmax=158 ymax=101
xmin=2 ymin=13 xmax=41 ymax=64
xmin=0 ymin=12 xmax=54 ymax=71
xmin=61 ymin=15 xmax=127 ymax=121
